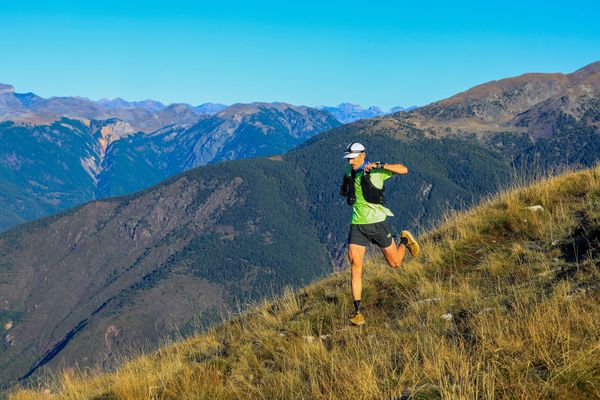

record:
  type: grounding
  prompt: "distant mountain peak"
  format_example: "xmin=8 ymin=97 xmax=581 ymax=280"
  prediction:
xmin=570 ymin=60 xmax=600 ymax=81
xmin=317 ymin=103 xmax=411 ymax=124
xmin=0 ymin=83 xmax=15 ymax=94
xmin=217 ymin=102 xmax=301 ymax=117
xmin=98 ymin=97 xmax=133 ymax=109
xmin=193 ymin=102 xmax=227 ymax=115
xmin=164 ymin=103 xmax=193 ymax=111
xmin=366 ymin=105 xmax=384 ymax=113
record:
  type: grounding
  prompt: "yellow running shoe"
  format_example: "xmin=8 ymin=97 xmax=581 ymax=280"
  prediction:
xmin=350 ymin=311 xmax=366 ymax=326
xmin=402 ymin=230 xmax=420 ymax=257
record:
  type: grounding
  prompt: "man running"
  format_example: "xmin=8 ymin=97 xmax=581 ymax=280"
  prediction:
xmin=340 ymin=142 xmax=420 ymax=326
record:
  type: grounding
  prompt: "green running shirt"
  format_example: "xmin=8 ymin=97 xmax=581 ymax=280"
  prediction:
xmin=347 ymin=167 xmax=395 ymax=224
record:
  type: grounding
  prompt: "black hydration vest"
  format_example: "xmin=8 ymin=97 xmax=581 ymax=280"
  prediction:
xmin=340 ymin=169 xmax=385 ymax=206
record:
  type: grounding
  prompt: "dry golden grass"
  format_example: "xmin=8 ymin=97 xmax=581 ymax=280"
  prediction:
xmin=11 ymin=165 xmax=600 ymax=400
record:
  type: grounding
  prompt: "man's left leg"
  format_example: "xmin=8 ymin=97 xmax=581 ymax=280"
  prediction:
xmin=378 ymin=225 xmax=419 ymax=268
xmin=381 ymin=239 xmax=406 ymax=269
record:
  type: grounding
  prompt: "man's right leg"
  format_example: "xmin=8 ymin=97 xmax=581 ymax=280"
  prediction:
xmin=348 ymin=244 xmax=367 ymax=325
xmin=349 ymin=243 xmax=367 ymax=301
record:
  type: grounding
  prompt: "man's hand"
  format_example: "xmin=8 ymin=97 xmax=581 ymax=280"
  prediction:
xmin=363 ymin=162 xmax=378 ymax=173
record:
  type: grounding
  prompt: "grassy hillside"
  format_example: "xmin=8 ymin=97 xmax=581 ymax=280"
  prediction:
xmin=12 ymin=165 xmax=600 ymax=399
xmin=0 ymin=122 xmax=513 ymax=389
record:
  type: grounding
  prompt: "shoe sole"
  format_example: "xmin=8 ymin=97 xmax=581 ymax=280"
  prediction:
xmin=402 ymin=230 xmax=420 ymax=257
xmin=350 ymin=313 xmax=366 ymax=326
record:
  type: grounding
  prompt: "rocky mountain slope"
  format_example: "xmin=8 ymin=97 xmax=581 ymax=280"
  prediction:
xmin=11 ymin=164 xmax=600 ymax=400
xmin=405 ymin=60 xmax=600 ymax=139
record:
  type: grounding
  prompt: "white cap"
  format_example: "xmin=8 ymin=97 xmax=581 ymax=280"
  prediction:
xmin=343 ymin=142 xmax=366 ymax=159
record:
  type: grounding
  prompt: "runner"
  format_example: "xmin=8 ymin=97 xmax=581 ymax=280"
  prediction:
xmin=340 ymin=142 xmax=420 ymax=326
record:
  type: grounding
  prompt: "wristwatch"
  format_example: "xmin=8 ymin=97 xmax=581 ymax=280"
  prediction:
xmin=376 ymin=162 xmax=386 ymax=169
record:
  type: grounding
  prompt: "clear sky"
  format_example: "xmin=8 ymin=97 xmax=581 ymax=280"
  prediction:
xmin=1 ymin=1 xmax=599 ymax=109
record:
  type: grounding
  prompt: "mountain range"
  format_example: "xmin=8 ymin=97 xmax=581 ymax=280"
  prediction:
xmin=96 ymin=97 xmax=227 ymax=115
xmin=0 ymin=83 xmax=412 ymax=129
xmin=0 ymin=103 xmax=340 ymax=231
xmin=0 ymin=84 xmax=222 ymax=133
xmin=1 ymin=61 xmax=600 ymax=390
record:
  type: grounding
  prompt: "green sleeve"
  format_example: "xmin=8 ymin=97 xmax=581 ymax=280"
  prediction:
xmin=370 ymin=169 xmax=394 ymax=189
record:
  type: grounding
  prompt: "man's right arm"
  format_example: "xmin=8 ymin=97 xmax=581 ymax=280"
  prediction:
xmin=380 ymin=163 xmax=408 ymax=175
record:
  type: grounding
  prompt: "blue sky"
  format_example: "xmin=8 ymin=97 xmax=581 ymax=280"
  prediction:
xmin=1 ymin=1 xmax=599 ymax=109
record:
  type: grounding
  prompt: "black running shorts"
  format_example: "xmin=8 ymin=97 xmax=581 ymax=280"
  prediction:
xmin=348 ymin=221 xmax=394 ymax=248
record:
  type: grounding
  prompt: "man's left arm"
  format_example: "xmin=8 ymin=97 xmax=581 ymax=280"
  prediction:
xmin=364 ymin=162 xmax=408 ymax=174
